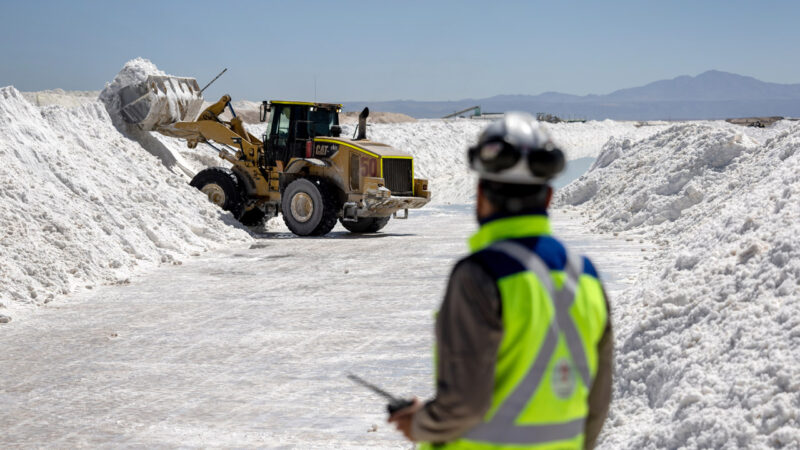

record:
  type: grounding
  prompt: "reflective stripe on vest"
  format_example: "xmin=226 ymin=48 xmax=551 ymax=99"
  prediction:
xmin=464 ymin=240 xmax=590 ymax=445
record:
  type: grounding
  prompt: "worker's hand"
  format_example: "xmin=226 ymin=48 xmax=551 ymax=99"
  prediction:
xmin=387 ymin=397 xmax=423 ymax=441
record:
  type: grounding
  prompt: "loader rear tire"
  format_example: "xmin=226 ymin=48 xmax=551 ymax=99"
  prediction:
xmin=281 ymin=178 xmax=338 ymax=236
xmin=339 ymin=216 xmax=390 ymax=233
xmin=190 ymin=167 xmax=244 ymax=219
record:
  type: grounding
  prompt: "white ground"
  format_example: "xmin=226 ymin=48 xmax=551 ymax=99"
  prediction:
xmin=2 ymin=58 xmax=798 ymax=448
xmin=0 ymin=207 xmax=646 ymax=448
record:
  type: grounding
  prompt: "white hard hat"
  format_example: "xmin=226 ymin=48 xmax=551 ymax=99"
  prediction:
xmin=468 ymin=112 xmax=565 ymax=184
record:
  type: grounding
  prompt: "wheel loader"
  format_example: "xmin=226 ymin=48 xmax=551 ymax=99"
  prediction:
xmin=116 ymin=75 xmax=431 ymax=236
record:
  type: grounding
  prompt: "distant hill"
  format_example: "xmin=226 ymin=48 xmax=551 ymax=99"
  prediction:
xmin=344 ymin=71 xmax=800 ymax=120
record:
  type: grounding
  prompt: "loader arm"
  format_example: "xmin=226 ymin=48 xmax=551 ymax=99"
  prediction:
xmin=194 ymin=94 xmax=257 ymax=142
xmin=163 ymin=120 xmax=262 ymax=163
xmin=153 ymin=94 xmax=263 ymax=164
xmin=197 ymin=95 xmax=232 ymax=121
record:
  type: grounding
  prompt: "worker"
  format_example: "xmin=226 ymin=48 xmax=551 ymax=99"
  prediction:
xmin=389 ymin=112 xmax=613 ymax=449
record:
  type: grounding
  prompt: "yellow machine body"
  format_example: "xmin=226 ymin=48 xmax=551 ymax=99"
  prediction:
xmin=146 ymin=94 xmax=430 ymax=233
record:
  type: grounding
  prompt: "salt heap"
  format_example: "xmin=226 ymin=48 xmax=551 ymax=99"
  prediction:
xmin=558 ymin=123 xmax=800 ymax=448
xmin=0 ymin=81 xmax=250 ymax=321
xmin=347 ymin=119 xmax=670 ymax=205
xmin=21 ymin=89 xmax=100 ymax=108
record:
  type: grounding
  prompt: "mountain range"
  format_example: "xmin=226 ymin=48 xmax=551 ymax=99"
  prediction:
xmin=345 ymin=70 xmax=800 ymax=120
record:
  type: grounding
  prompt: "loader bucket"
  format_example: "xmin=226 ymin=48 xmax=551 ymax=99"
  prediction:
xmin=118 ymin=75 xmax=204 ymax=130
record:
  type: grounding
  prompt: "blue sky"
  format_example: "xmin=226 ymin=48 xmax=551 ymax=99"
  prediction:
xmin=1 ymin=0 xmax=798 ymax=102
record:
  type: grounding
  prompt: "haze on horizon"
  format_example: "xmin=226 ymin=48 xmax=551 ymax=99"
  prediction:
xmin=1 ymin=0 xmax=799 ymax=103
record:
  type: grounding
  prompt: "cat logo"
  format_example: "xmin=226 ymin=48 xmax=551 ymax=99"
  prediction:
xmin=314 ymin=142 xmax=338 ymax=157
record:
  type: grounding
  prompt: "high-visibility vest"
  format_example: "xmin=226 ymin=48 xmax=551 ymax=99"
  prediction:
xmin=422 ymin=214 xmax=608 ymax=450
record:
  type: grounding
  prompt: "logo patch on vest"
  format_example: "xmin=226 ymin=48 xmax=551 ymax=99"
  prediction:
xmin=552 ymin=358 xmax=576 ymax=399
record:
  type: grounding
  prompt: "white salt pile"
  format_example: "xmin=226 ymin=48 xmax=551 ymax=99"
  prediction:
xmin=557 ymin=122 xmax=800 ymax=448
xmin=21 ymin=89 xmax=100 ymax=108
xmin=0 ymin=84 xmax=251 ymax=322
xmin=546 ymin=119 xmax=673 ymax=160
xmin=351 ymin=119 xmax=670 ymax=204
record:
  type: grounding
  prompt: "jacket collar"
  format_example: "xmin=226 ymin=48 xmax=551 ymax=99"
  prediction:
xmin=469 ymin=212 xmax=551 ymax=253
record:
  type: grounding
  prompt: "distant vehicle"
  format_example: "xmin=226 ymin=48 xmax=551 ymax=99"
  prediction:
xmin=725 ymin=116 xmax=784 ymax=128
xmin=536 ymin=112 xmax=586 ymax=124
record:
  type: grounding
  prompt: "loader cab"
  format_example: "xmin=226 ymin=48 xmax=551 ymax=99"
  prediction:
xmin=261 ymin=101 xmax=342 ymax=165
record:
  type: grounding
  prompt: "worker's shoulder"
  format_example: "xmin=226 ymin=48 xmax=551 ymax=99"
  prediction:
xmin=450 ymin=253 xmax=496 ymax=283
xmin=467 ymin=236 xmax=601 ymax=282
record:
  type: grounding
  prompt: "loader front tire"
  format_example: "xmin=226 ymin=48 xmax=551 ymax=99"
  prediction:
xmin=339 ymin=216 xmax=390 ymax=233
xmin=190 ymin=167 xmax=244 ymax=219
xmin=281 ymin=178 xmax=338 ymax=236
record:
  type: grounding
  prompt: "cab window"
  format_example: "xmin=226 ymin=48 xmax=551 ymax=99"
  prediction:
xmin=271 ymin=105 xmax=292 ymax=146
xmin=309 ymin=108 xmax=337 ymax=137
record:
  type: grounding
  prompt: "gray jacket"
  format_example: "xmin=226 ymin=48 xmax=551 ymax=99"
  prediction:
xmin=411 ymin=256 xmax=613 ymax=449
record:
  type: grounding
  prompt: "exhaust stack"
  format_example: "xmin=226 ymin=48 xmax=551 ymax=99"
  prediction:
xmin=357 ymin=107 xmax=369 ymax=140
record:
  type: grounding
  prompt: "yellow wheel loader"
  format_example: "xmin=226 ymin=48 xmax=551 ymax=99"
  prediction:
xmin=117 ymin=75 xmax=431 ymax=236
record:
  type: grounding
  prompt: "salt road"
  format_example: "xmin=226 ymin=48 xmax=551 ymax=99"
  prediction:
xmin=0 ymin=207 xmax=647 ymax=448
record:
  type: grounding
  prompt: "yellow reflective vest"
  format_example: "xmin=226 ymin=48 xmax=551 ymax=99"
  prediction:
xmin=422 ymin=214 xmax=608 ymax=450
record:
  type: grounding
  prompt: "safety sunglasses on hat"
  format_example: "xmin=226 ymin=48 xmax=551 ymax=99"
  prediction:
xmin=469 ymin=139 xmax=562 ymax=177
